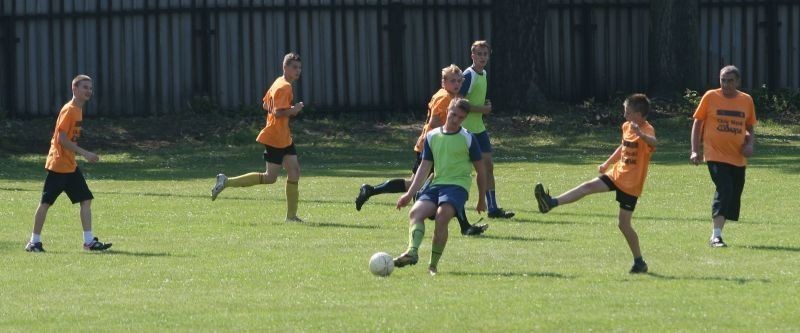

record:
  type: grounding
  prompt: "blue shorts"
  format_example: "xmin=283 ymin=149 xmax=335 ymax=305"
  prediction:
xmin=416 ymin=185 xmax=468 ymax=211
xmin=474 ymin=131 xmax=492 ymax=153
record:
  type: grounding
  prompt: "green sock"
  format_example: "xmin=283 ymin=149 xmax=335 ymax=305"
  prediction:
xmin=429 ymin=244 xmax=446 ymax=268
xmin=407 ymin=223 xmax=425 ymax=255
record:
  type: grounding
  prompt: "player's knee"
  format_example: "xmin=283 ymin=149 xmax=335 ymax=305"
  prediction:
xmin=262 ymin=172 xmax=278 ymax=184
xmin=80 ymin=200 xmax=92 ymax=208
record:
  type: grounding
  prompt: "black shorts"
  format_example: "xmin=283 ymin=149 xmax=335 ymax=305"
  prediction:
xmin=41 ymin=167 xmax=94 ymax=205
xmin=599 ymin=175 xmax=638 ymax=211
xmin=707 ymin=161 xmax=746 ymax=221
xmin=263 ymin=143 xmax=297 ymax=165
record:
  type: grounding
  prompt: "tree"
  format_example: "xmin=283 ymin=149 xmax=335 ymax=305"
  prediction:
xmin=490 ymin=1 xmax=547 ymax=114
xmin=649 ymin=0 xmax=700 ymax=98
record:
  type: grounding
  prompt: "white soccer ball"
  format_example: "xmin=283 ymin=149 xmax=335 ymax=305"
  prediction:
xmin=369 ymin=252 xmax=394 ymax=277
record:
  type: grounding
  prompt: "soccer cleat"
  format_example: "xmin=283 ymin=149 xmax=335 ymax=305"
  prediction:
xmin=428 ymin=266 xmax=438 ymax=276
xmin=393 ymin=252 xmax=419 ymax=268
xmin=83 ymin=237 xmax=112 ymax=251
xmin=463 ymin=223 xmax=489 ymax=236
xmin=25 ymin=241 xmax=45 ymax=253
xmin=534 ymin=183 xmax=553 ymax=213
xmin=211 ymin=174 xmax=227 ymax=201
xmin=709 ymin=236 xmax=727 ymax=248
xmin=629 ymin=262 xmax=649 ymax=274
xmin=285 ymin=216 xmax=305 ymax=223
xmin=355 ymin=184 xmax=374 ymax=211
xmin=488 ymin=208 xmax=515 ymax=219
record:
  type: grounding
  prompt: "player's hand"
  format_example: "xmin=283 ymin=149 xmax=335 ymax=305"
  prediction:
xmin=85 ymin=152 xmax=100 ymax=163
xmin=396 ymin=193 xmax=412 ymax=209
xmin=476 ymin=199 xmax=487 ymax=214
xmin=742 ymin=143 xmax=754 ymax=157
xmin=484 ymin=99 xmax=492 ymax=114
xmin=597 ymin=163 xmax=608 ymax=173
xmin=690 ymin=151 xmax=702 ymax=165
xmin=631 ymin=122 xmax=642 ymax=136
xmin=292 ymin=102 xmax=304 ymax=115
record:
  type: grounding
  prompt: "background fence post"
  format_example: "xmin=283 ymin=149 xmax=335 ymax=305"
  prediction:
xmin=386 ymin=1 xmax=407 ymax=116
xmin=1 ymin=16 xmax=18 ymax=116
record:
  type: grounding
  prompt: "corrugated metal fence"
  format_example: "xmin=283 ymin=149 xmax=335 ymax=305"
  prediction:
xmin=1 ymin=0 xmax=799 ymax=117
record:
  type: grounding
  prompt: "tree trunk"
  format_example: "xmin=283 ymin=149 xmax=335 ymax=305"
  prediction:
xmin=649 ymin=0 xmax=700 ymax=98
xmin=490 ymin=1 xmax=547 ymax=114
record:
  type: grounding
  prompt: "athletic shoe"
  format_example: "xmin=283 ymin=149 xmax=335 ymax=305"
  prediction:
xmin=355 ymin=184 xmax=374 ymax=211
xmin=629 ymin=262 xmax=649 ymax=274
xmin=534 ymin=183 xmax=553 ymax=213
xmin=393 ymin=252 xmax=419 ymax=268
xmin=428 ymin=266 xmax=438 ymax=276
xmin=84 ymin=237 xmax=112 ymax=251
xmin=211 ymin=173 xmax=227 ymax=201
xmin=25 ymin=241 xmax=45 ymax=252
xmin=463 ymin=223 xmax=489 ymax=236
xmin=285 ymin=216 xmax=305 ymax=223
xmin=488 ymin=208 xmax=515 ymax=219
xmin=709 ymin=236 xmax=727 ymax=248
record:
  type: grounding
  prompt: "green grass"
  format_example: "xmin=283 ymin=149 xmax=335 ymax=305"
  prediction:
xmin=1 ymin=116 xmax=799 ymax=331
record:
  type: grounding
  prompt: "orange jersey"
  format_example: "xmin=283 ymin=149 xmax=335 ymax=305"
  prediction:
xmin=605 ymin=121 xmax=656 ymax=197
xmin=45 ymin=101 xmax=83 ymax=173
xmin=414 ymin=89 xmax=452 ymax=153
xmin=256 ymin=76 xmax=294 ymax=148
xmin=693 ymin=89 xmax=757 ymax=167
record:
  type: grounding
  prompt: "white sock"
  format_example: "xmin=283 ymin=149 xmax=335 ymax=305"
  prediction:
xmin=83 ymin=231 xmax=94 ymax=244
xmin=31 ymin=233 xmax=41 ymax=243
xmin=712 ymin=228 xmax=722 ymax=238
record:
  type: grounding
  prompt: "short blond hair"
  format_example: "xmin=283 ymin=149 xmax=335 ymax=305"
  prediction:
xmin=72 ymin=74 xmax=92 ymax=87
xmin=449 ymin=98 xmax=471 ymax=114
xmin=441 ymin=64 xmax=463 ymax=80
xmin=471 ymin=40 xmax=491 ymax=54
xmin=283 ymin=52 xmax=301 ymax=67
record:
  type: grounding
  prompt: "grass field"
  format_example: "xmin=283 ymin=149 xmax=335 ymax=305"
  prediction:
xmin=1 ymin=115 xmax=799 ymax=331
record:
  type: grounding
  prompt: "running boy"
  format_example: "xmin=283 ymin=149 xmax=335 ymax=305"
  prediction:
xmin=355 ymin=65 xmax=487 ymax=235
xmin=459 ymin=40 xmax=514 ymax=219
xmin=534 ymin=94 xmax=656 ymax=273
xmin=690 ymin=65 xmax=757 ymax=247
xmin=211 ymin=53 xmax=305 ymax=222
xmin=393 ymin=98 xmax=487 ymax=275
xmin=26 ymin=74 xmax=112 ymax=252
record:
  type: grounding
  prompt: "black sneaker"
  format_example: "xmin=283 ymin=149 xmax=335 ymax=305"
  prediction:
xmin=630 ymin=262 xmax=648 ymax=274
xmin=709 ymin=236 xmax=727 ymax=248
xmin=534 ymin=183 xmax=554 ymax=213
xmin=25 ymin=241 xmax=45 ymax=252
xmin=393 ymin=252 xmax=419 ymax=268
xmin=355 ymin=184 xmax=374 ymax=211
xmin=428 ymin=266 xmax=438 ymax=276
xmin=463 ymin=223 xmax=489 ymax=236
xmin=488 ymin=208 xmax=515 ymax=219
xmin=83 ymin=237 xmax=113 ymax=251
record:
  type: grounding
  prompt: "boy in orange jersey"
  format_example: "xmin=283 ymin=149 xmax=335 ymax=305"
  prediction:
xmin=690 ymin=65 xmax=757 ymax=248
xmin=354 ymin=65 xmax=488 ymax=235
xmin=211 ymin=53 xmax=305 ymax=222
xmin=26 ymin=74 xmax=112 ymax=252
xmin=534 ymin=94 xmax=656 ymax=274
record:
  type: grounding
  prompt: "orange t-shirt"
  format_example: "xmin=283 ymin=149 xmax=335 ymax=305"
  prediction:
xmin=256 ymin=76 xmax=294 ymax=148
xmin=414 ymin=89 xmax=452 ymax=153
xmin=605 ymin=121 xmax=656 ymax=197
xmin=45 ymin=101 xmax=83 ymax=173
xmin=693 ymin=89 xmax=757 ymax=167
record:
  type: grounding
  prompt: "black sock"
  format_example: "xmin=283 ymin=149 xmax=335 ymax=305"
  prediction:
xmin=456 ymin=208 xmax=471 ymax=233
xmin=373 ymin=178 xmax=407 ymax=195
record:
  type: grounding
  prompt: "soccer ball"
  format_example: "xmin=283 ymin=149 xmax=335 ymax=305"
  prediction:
xmin=369 ymin=252 xmax=394 ymax=277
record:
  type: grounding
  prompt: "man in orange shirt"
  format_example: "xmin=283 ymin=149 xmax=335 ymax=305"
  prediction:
xmin=534 ymin=94 xmax=656 ymax=274
xmin=211 ymin=53 xmax=305 ymax=222
xmin=690 ymin=65 xmax=757 ymax=248
xmin=26 ymin=74 xmax=112 ymax=252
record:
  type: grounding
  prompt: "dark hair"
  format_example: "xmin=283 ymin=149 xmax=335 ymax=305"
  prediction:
xmin=283 ymin=52 xmax=301 ymax=66
xmin=624 ymin=93 xmax=651 ymax=117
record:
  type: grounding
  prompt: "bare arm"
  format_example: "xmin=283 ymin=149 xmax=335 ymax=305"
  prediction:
xmin=272 ymin=102 xmax=305 ymax=118
xmin=598 ymin=145 xmax=622 ymax=173
xmin=58 ymin=132 xmax=99 ymax=163
xmin=396 ymin=160 xmax=433 ymax=209
xmin=472 ymin=159 xmax=487 ymax=214
xmin=631 ymin=122 xmax=657 ymax=148
xmin=742 ymin=124 xmax=755 ymax=157
xmin=428 ymin=114 xmax=443 ymax=129
xmin=470 ymin=103 xmax=492 ymax=115
xmin=690 ymin=119 xmax=703 ymax=165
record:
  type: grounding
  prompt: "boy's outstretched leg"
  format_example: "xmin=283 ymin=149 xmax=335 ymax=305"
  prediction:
xmin=535 ymin=178 xmax=609 ymax=213
xmin=618 ymin=209 xmax=646 ymax=273
xmin=355 ymin=178 xmax=408 ymax=211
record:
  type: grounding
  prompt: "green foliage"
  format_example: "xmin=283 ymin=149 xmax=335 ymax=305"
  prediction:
xmin=184 ymin=95 xmax=219 ymax=115
xmin=751 ymin=85 xmax=800 ymax=122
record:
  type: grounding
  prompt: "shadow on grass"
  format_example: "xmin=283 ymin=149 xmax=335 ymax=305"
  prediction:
xmin=478 ymin=234 xmax=567 ymax=242
xmin=305 ymin=222 xmax=381 ymax=229
xmin=508 ymin=216 xmax=576 ymax=225
xmin=447 ymin=271 xmax=574 ymax=279
xmin=97 ymin=249 xmax=177 ymax=257
xmin=646 ymin=272 xmax=770 ymax=284
xmin=742 ymin=245 xmax=800 ymax=252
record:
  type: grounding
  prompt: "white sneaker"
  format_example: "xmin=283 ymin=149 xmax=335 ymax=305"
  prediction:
xmin=211 ymin=174 xmax=227 ymax=201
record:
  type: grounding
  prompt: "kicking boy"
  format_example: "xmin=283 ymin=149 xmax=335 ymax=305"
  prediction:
xmin=355 ymin=65 xmax=487 ymax=235
xmin=26 ymin=74 xmax=112 ymax=252
xmin=690 ymin=65 xmax=757 ymax=247
xmin=393 ymin=98 xmax=487 ymax=275
xmin=211 ymin=53 xmax=305 ymax=222
xmin=459 ymin=40 xmax=514 ymax=219
xmin=534 ymin=94 xmax=656 ymax=274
